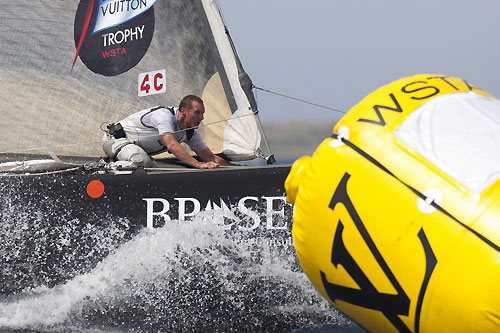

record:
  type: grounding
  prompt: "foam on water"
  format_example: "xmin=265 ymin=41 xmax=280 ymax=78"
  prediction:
xmin=0 ymin=210 xmax=348 ymax=332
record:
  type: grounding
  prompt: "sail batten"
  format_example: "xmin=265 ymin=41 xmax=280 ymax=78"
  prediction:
xmin=0 ymin=0 xmax=262 ymax=160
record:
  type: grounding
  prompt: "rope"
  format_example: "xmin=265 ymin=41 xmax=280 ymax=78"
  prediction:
xmin=0 ymin=110 xmax=258 ymax=155
xmin=253 ymin=86 xmax=347 ymax=115
xmin=0 ymin=167 xmax=82 ymax=177
xmin=1 ymin=87 xmax=346 ymax=155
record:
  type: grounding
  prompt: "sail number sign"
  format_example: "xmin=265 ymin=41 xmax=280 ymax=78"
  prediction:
xmin=138 ymin=69 xmax=167 ymax=96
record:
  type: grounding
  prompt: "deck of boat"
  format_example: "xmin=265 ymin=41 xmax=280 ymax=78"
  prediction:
xmin=0 ymin=153 xmax=290 ymax=176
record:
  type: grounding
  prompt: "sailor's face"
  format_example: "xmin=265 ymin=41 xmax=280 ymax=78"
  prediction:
xmin=185 ymin=101 xmax=205 ymax=128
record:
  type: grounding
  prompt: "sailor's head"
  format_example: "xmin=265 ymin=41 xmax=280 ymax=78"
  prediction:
xmin=179 ymin=95 xmax=205 ymax=129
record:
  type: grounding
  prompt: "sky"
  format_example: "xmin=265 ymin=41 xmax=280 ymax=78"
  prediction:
xmin=218 ymin=0 xmax=500 ymax=125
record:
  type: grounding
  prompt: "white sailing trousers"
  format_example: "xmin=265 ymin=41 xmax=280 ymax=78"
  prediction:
xmin=102 ymin=135 xmax=152 ymax=168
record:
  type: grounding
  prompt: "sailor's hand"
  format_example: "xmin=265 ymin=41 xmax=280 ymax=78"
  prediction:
xmin=199 ymin=161 xmax=219 ymax=169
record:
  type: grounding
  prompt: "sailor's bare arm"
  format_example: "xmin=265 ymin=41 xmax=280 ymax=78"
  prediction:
xmin=196 ymin=147 xmax=235 ymax=166
xmin=162 ymin=133 xmax=218 ymax=169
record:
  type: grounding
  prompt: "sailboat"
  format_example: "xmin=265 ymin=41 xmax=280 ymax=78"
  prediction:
xmin=0 ymin=0 xmax=293 ymax=294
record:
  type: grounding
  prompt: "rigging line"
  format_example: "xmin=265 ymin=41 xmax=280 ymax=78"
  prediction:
xmin=0 ymin=111 xmax=258 ymax=155
xmin=213 ymin=0 xmax=241 ymax=61
xmin=0 ymin=167 xmax=82 ymax=177
xmin=253 ymin=86 xmax=347 ymax=115
xmin=214 ymin=0 xmax=227 ymax=26
xmin=213 ymin=0 xmax=231 ymax=45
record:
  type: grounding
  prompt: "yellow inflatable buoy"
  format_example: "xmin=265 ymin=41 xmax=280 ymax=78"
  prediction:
xmin=286 ymin=74 xmax=500 ymax=332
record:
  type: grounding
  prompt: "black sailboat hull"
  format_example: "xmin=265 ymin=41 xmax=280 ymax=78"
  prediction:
xmin=0 ymin=165 xmax=293 ymax=295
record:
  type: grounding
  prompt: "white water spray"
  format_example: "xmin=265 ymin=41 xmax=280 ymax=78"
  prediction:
xmin=0 ymin=211 xmax=344 ymax=331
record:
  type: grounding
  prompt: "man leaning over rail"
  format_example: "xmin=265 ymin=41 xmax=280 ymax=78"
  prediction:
xmin=102 ymin=95 xmax=234 ymax=169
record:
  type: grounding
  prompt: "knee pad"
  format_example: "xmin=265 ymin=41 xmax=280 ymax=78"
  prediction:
xmin=116 ymin=144 xmax=152 ymax=168
xmin=102 ymin=138 xmax=133 ymax=160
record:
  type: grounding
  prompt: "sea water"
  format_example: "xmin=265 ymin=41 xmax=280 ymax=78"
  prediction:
xmin=0 ymin=208 xmax=364 ymax=333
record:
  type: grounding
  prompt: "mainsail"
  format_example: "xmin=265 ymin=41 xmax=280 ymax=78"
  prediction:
xmin=0 ymin=0 xmax=261 ymax=161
